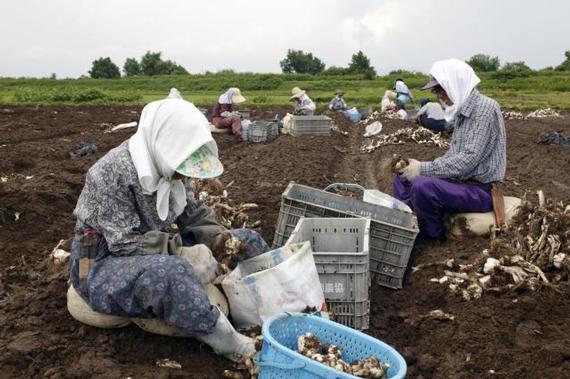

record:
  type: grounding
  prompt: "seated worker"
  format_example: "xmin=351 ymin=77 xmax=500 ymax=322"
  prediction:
xmin=394 ymin=78 xmax=413 ymax=109
xmin=394 ymin=59 xmax=506 ymax=239
xmin=415 ymin=98 xmax=447 ymax=132
xmin=328 ymin=89 xmax=350 ymax=111
xmin=212 ymin=88 xmax=246 ymax=140
xmin=70 ymin=97 xmax=270 ymax=362
xmin=291 ymin=87 xmax=316 ymax=115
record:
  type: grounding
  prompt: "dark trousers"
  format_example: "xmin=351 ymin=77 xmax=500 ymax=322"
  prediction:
xmin=419 ymin=114 xmax=447 ymax=133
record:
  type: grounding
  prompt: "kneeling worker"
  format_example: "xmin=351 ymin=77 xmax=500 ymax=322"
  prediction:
xmin=291 ymin=87 xmax=316 ymax=115
xmin=415 ymin=98 xmax=447 ymax=132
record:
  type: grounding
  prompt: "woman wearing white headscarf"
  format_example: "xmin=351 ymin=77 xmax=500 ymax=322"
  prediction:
xmin=212 ymin=87 xmax=246 ymax=140
xmin=69 ymin=96 xmax=269 ymax=362
xmin=394 ymin=59 xmax=506 ymax=239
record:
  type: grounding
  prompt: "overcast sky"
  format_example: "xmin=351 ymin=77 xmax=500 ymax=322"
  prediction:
xmin=1 ymin=0 xmax=568 ymax=78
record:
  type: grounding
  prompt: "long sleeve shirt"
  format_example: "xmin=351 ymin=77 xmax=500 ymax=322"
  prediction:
xmin=74 ymin=141 xmax=224 ymax=257
xmin=294 ymin=94 xmax=316 ymax=115
xmin=416 ymin=102 xmax=445 ymax=120
xmin=212 ymin=102 xmax=233 ymax=118
xmin=328 ymin=96 xmax=348 ymax=111
xmin=395 ymin=81 xmax=413 ymax=100
xmin=420 ymin=89 xmax=506 ymax=184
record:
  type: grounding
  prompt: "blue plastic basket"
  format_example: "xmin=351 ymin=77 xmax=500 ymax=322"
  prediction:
xmin=254 ymin=313 xmax=406 ymax=379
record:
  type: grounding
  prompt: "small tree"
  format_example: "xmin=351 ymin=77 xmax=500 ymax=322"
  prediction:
xmin=123 ymin=58 xmax=141 ymax=76
xmin=280 ymin=49 xmax=325 ymax=74
xmin=467 ymin=54 xmax=500 ymax=72
xmin=348 ymin=51 xmax=376 ymax=75
xmin=89 ymin=57 xmax=121 ymax=79
xmin=555 ymin=50 xmax=570 ymax=71
xmin=140 ymin=51 xmax=188 ymax=76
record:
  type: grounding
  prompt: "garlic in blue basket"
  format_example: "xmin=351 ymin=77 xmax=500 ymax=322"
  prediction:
xmin=350 ymin=356 xmax=390 ymax=379
xmin=297 ymin=333 xmax=390 ymax=378
xmin=297 ymin=333 xmax=321 ymax=356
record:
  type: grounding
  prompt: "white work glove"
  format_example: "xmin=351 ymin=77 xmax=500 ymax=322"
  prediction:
xmin=220 ymin=111 xmax=233 ymax=118
xmin=178 ymin=244 xmax=219 ymax=284
xmin=400 ymin=159 xmax=421 ymax=181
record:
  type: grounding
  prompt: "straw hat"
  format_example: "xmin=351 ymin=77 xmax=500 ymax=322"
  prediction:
xmin=230 ymin=88 xmax=246 ymax=104
xmin=290 ymin=87 xmax=306 ymax=99
xmin=335 ymin=89 xmax=344 ymax=96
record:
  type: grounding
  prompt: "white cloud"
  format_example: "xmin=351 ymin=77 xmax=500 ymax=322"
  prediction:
xmin=0 ymin=0 xmax=569 ymax=77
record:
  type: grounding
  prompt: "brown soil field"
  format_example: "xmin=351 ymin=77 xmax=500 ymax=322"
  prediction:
xmin=1 ymin=106 xmax=569 ymax=378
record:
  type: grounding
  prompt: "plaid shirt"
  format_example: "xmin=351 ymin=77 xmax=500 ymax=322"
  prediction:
xmin=420 ymin=89 xmax=506 ymax=184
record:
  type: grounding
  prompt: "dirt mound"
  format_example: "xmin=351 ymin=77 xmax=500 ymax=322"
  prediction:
xmin=1 ymin=106 xmax=569 ymax=378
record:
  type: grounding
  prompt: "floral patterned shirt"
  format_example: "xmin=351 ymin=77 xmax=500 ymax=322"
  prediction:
xmin=74 ymin=141 xmax=223 ymax=256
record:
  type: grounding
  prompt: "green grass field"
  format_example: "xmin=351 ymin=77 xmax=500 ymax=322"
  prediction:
xmin=1 ymin=71 xmax=569 ymax=110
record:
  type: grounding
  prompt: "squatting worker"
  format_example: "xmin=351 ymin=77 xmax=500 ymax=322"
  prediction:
xmin=291 ymin=86 xmax=316 ymax=115
xmin=395 ymin=59 xmax=506 ymax=239
xmin=212 ymin=87 xmax=246 ymax=141
xmin=415 ymin=98 xmax=447 ymax=132
xmin=328 ymin=89 xmax=350 ymax=111
xmin=70 ymin=97 xmax=270 ymax=362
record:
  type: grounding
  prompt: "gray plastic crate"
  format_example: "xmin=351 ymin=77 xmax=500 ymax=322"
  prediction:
xmin=290 ymin=115 xmax=331 ymax=136
xmin=247 ymin=121 xmax=278 ymax=143
xmin=272 ymin=183 xmax=419 ymax=289
xmin=285 ymin=217 xmax=371 ymax=330
xmin=328 ymin=299 xmax=370 ymax=330
xmin=285 ymin=218 xmax=370 ymax=301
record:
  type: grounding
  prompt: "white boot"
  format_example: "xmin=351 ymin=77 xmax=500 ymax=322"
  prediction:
xmin=197 ymin=310 xmax=256 ymax=362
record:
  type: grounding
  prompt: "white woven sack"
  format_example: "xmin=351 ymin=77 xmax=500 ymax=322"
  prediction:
xmin=67 ymin=285 xmax=131 ymax=329
xmin=222 ymin=241 xmax=328 ymax=329
xmin=445 ymin=196 xmax=522 ymax=237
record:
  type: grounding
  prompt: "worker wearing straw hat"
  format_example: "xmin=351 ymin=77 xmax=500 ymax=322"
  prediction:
xmin=328 ymin=89 xmax=350 ymax=112
xmin=290 ymin=87 xmax=316 ymax=116
xmin=212 ymin=88 xmax=246 ymax=141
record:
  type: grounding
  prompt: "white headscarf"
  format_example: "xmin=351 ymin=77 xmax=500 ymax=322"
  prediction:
xmin=429 ymin=58 xmax=481 ymax=121
xmin=128 ymin=98 xmax=218 ymax=221
xmin=218 ymin=88 xmax=236 ymax=104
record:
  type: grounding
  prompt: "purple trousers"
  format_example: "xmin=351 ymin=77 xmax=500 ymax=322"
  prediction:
xmin=393 ymin=175 xmax=493 ymax=238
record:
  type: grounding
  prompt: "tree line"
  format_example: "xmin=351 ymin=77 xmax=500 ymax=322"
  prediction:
xmin=88 ymin=50 xmax=570 ymax=79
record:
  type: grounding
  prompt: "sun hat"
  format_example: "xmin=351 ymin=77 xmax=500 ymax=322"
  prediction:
xmin=290 ymin=87 xmax=306 ymax=99
xmin=175 ymin=144 xmax=224 ymax=179
xmin=421 ymin=76 xmax=440 ymax=90
xmin=230 ymin=88 xmax=246 ymax=104
xmin=335 ymin=89 xmax=344 ymax=96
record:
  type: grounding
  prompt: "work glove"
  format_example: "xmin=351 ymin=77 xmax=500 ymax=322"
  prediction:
xmin=220 ymin=111 xmax=233 ymax=118
xmin=400 ymin=159 xmax=421 ymax=181
xmin=178 ymin=244 xmax=219 ymax=284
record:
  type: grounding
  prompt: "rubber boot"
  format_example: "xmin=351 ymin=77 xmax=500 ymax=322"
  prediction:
xmin=197 ymin=309 xmax=255 ymax=362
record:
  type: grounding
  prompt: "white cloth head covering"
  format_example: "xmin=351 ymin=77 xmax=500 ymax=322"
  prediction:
xmin=128 ymin=98 xmax=218 ymax=220
xmin=428 ymin=58 xmax=481 ymax=121
xmin=218 ymin=88 xmax=245 ymax=104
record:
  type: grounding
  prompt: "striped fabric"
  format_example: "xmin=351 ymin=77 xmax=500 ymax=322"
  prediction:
xmin=420 ymin=89 xmax=506 ymax=184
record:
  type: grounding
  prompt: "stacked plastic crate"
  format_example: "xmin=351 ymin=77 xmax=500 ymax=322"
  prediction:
xmin=273 ymin=183 xmax=419 ymax=289
xmin=286 ymin=218 xmax=371 ymax=330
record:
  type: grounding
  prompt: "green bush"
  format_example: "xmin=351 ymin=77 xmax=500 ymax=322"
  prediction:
xmin=492 ymin=62 xmax=534 ymax=80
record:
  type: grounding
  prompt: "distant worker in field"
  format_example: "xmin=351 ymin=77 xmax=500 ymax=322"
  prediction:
xmin=212 ymin=87 xmax=246 ymax=141
xmin=415 ymin=98 xmax=447 ymax=132
xmin=393 ymin=78 xmax=413 ymax=109
xmin=290 ymin=87 xmax=316 ymax=116
xmin=395 ymin=59 xmax=506 ymax=240
xmin=328 ymin=89 xmax=350 ymax=112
